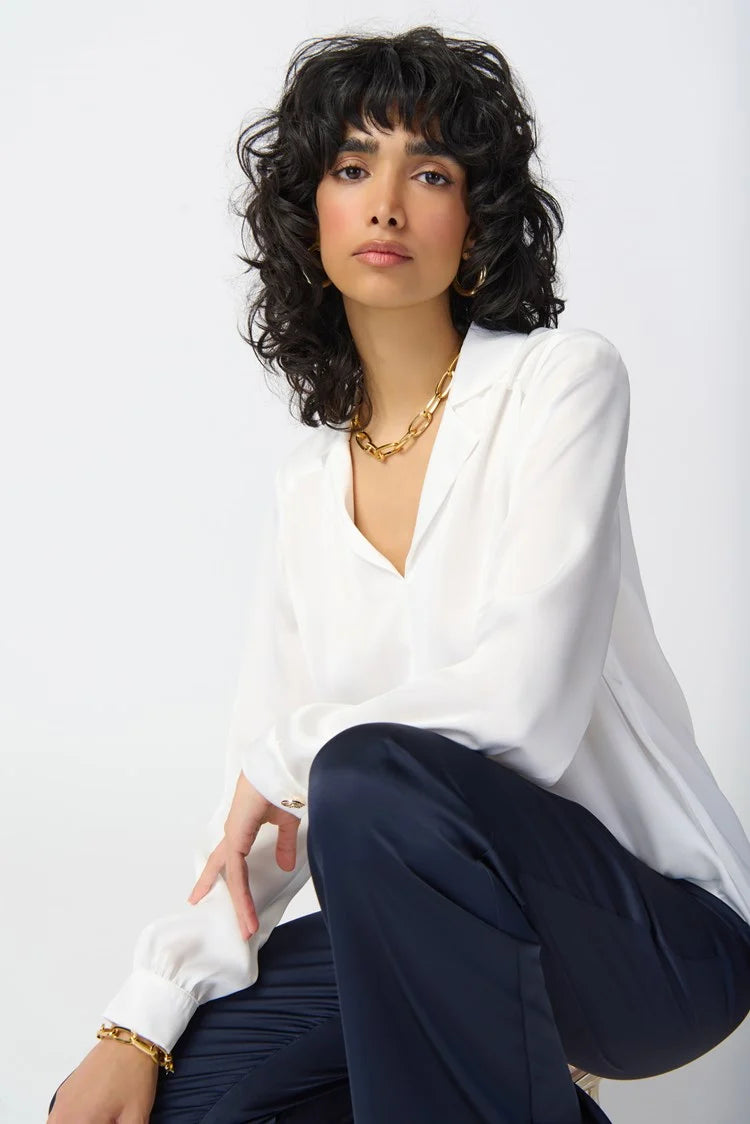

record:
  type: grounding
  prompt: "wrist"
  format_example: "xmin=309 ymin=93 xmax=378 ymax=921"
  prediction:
xmin=96 ymin=1022 xmax=175 ymax=1074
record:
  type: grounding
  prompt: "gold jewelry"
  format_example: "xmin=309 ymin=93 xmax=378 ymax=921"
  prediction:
xmin=350 ymin=350 xmax=460 ymax=461
xmin=97 ymin=1022 xmax=175 ymax=1075
xmin=451 ymin=251 xmax=487 ymax=297
xmin=306 ymin=239 xmax=486 ymax=297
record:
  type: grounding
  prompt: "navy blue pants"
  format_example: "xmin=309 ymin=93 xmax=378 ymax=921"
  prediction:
xmin=51 ymin=722 xmax=750 ymax=1122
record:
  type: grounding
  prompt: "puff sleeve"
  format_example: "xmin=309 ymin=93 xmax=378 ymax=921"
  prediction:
xmin=100 ymin=464 xmax=316 ymax=1053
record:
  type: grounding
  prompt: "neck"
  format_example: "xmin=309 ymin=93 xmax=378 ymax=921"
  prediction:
xmin=345 ymin=300 xmax=464 ymax=439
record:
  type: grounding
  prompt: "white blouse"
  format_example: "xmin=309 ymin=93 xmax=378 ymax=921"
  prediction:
xmin=102 ymin=323 xmax=750 ymax=1054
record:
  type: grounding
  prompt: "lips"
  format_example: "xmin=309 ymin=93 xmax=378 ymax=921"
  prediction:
xmin=354 ymin=241 xmax=412 ymax=258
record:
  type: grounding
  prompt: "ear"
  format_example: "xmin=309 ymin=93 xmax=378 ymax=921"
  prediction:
xmin=463 ymin=223 xmax=479 ymax=255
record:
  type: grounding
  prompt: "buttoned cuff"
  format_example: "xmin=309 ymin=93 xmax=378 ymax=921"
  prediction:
xmin=241 ymin=728 xmax=307 ymax=820
xmin=101 ymin=968 xmax=198 ymax=1055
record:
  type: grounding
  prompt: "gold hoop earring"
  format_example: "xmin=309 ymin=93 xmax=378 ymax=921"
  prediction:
xmin=307 ymin=237 xmax=332 ymax=288
xmin=452 ymin=254 xmax=487 ymax=298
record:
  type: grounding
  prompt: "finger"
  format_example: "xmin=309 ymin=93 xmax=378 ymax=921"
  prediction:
xmin=275 ymin=820 xmax=299 ymax=871
xmin=186 ymin=863 xmax=212 ymax=904
xmin=225 ymin=850 xmax=259 ymax=938
xmin=187 ymin=849 xmax=221 ymax=904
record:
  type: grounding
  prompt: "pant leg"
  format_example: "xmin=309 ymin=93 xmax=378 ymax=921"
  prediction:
xmin=47 ymin=910 xmax=354 ymax=1124
xmin=154 ymin=909 xmax=352 ymax=1124
xmin=305 ymin=721 xmax=750 ymax=1124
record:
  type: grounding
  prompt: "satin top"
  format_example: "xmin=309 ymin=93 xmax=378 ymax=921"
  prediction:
xmin=101 ymin=322 xmax=750 ymax=1054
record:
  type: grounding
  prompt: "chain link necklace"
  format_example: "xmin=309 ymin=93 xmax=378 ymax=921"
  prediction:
xmin=349 ymin=350 xmax=461 ymax=462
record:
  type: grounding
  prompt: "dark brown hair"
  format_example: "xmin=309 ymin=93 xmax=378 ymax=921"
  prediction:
xmin=231 ymin=25 xmax=566 ymax=429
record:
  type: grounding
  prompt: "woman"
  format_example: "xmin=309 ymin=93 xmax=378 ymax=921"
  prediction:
xmin=47 ymin=25 xmax=750 ymax=1124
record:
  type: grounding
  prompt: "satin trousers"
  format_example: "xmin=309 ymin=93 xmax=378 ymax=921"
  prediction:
xmin=51 ymin=721 xmax=750 ymax=1122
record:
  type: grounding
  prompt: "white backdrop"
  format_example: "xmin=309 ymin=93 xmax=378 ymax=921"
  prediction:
xmin=2 ymin=2 xmax=748 ymax=1121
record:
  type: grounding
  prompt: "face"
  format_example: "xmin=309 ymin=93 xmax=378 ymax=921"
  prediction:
xmin=313 ymin=113 xmax=475 ymax=310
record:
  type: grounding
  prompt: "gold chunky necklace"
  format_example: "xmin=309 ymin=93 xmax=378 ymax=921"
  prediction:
xmin=349 ymin=350 xmax=461 ymax=462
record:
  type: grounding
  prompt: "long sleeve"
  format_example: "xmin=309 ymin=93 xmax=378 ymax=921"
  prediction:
xmin=101 ymin=464 xmax=317 ymax=1053
xmin=241 ymin=332 xmax=630 ymax=815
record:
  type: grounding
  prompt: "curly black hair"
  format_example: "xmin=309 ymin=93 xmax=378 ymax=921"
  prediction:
xmin=231 ymin=25 xmax=566 ymax=430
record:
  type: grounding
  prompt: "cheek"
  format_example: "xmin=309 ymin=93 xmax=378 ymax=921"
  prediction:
xmin=417 ymin=200 xmax=468 ymax=247
xmin=317 ymin=191 xmax=358 ymax=245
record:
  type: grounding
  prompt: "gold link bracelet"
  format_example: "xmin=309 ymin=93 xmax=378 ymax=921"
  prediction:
xmin=96 ymin=1022 xmax=175 ymax=1074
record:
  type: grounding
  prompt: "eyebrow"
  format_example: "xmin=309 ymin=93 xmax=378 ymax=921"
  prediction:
xmin=336 ymin=135 xmax=459 ymax=162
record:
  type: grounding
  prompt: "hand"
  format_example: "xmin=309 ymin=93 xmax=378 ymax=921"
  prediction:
xmin=46 ymin=1037 xmax=158 ymax=1123
xmin=187 ymin=770 xmax=301 ymax=939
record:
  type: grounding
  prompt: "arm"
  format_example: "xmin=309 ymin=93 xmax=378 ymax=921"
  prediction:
xmin=101 ymin=464 xmax=317 ymax=1053
xmin=242 ymin=331 xmax=630 ymax=815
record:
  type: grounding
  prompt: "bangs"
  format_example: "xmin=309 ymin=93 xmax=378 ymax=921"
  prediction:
xmin=305 ymin=43 xmax=471 ymax=174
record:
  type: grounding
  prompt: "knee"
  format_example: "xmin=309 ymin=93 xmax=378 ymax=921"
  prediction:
xmin=310 ymin=722 xmax=403 ymax=777
xmin=307 ymin=722 xmax=410 ymax=817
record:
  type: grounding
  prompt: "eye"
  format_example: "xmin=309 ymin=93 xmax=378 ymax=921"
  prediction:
xmin=332 ymin=164 xmax=453 ymax=187
xmin=419 ymin=169 xmax=453 ymax=187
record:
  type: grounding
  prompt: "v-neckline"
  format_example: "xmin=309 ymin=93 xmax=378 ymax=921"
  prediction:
xmin=320 ymin=322 xmax=525 ymax=581
xmin=326 ymin=396 xmax=480 ymax=582
xmin=343 ymin=406 xmax=447 ymax=580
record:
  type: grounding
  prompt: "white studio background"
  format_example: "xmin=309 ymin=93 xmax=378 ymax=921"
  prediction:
xmin=2 ymin=2 xmax=748 ymax=1121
